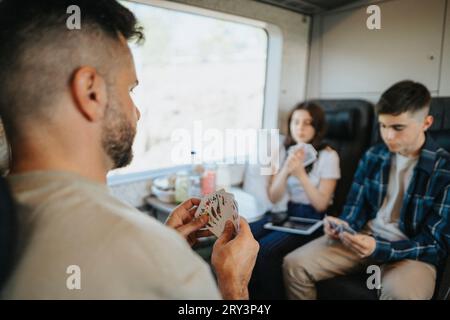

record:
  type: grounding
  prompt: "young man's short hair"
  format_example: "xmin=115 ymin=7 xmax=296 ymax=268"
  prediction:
xmin=376 ymin=80 xmax=431 ymax=116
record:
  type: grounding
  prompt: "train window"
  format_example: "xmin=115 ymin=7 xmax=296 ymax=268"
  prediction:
xmin=109 ymin=0 xmax=274 ymax=177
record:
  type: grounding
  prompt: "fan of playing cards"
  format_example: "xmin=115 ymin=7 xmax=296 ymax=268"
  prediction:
xmin=288 ymin=143 xmax=318 ymax=167
xmin=194 ymin=189 xmax=240 ymax=237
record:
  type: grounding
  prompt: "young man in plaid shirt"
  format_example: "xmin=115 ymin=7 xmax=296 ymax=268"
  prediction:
xmin=283 ymin=80 xmax=450 ymax=300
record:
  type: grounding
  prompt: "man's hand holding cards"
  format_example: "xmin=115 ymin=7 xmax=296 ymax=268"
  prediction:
xmin=328 ymin=220 xmax=357 ymax=235
xmin=324 ymin=216 xmax=376 ymax=258
xmin=324 ymin=216 xmax=356 ymax=240
xmin=195 ymin=189 xmax=240 ymax=237
xmin=167 ymin=197 xmax=259 ymax=299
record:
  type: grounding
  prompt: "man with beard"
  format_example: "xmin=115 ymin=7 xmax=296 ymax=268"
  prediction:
xmin=0 ymin=0 xmax=259 ymax=299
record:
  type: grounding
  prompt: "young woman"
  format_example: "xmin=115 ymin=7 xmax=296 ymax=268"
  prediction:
xmin=269 ymin=102 xmax=340 ymax=219
xmin=249 ymin=101 xmax=341 ymax=299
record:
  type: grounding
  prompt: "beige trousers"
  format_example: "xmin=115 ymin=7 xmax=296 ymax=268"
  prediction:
xmin=282 ymin=235 xmax=436 ymax=300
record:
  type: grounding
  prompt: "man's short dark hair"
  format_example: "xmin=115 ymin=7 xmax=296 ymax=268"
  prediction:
xmin=0 ymin=0 xmax=144 ymax=139
xmin=376 ymin=80 xmax=431 ymax=116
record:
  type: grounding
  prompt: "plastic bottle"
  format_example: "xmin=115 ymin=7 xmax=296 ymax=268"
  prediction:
xmin=188 ymin=151 xmax=203 ymax=198
xmin=175 ymin=171 xmax=189 ymax=203
xmin=201 ymin=163 xmax=217 ymax=196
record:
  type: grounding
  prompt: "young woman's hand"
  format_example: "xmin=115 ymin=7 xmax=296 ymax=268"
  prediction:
xmin=291 ymin=148 xmax=308 ymax=179
xmin=283 ymin=148 xmax=305 ymax=175
xmin=283 ymin=148 xmax=307 ymax=180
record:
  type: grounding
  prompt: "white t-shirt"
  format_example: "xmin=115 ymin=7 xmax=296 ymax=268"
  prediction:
xmin=3 ymin=171 xmax=221 ymax=299
xmin=282 ymin=146 xmax=341 ymax=205
xmin=366 ymin=153 xmax=418 ymax=241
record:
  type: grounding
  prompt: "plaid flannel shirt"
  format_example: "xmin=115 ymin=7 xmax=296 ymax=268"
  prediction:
xmin=340 ymin=134 xmax=450 ymax=267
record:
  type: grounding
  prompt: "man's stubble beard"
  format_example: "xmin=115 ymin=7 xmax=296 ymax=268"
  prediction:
xmin=101 ymin=93 xmax=136 ymax=170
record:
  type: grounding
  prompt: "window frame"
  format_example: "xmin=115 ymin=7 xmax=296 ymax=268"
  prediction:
xmin=108 ymin=0 xmax=283 ymax=186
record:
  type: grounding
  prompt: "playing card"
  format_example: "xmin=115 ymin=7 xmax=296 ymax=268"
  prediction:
xmin=288 ymin=143 xmax=317 ymax=167
xmin=218 ymin=190 xmax=240 ymax=234
xmin=328 ymin=220 xmax=357 ymax=235
xmin=195 ymin=192 xmax=223 ymax=236
xmin=340 ymin=224 xmax=357 ymax=235
xmin=195 ymin=189 xmax=240 ymax=237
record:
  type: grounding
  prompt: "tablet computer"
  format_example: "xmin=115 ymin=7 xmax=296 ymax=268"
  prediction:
xmin=264 ymin=217 xmax=323 ymax=235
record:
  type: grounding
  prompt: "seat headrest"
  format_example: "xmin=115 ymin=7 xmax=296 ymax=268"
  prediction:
xmin=325 ymin=109 xmax=357 ymax=140
xmin=429 ymin=129 xmax=450 ymax=154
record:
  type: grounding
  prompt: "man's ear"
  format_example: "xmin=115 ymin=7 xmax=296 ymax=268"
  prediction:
xmin=423 ymin=115 xmax=434 ymax=131
xmin=70 ymin=66 xmax=108 ymax=122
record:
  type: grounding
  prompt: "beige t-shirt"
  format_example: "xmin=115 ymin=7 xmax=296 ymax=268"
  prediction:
xmin=2 ymin=171 xmax=221 ymax=299
xmin=366 ymin=153 xmax=418 ymax=241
